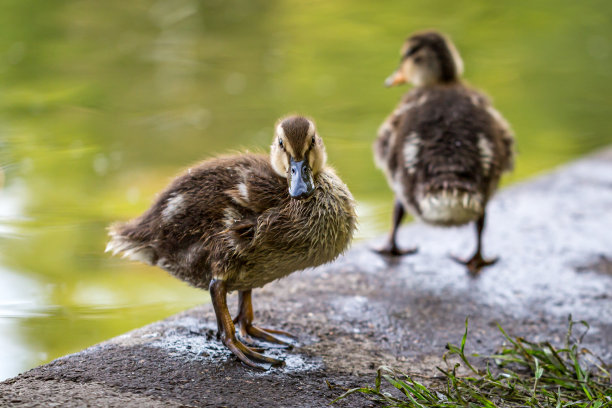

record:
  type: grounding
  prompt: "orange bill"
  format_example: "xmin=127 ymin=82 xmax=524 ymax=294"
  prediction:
xmin=384 ymin=69 xmax=407 ymax=87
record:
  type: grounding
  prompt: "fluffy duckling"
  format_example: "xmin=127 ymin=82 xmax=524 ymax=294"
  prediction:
xmin=107 ymin=116 xmax=356 ymax=369
xmin=374 ymin=31 xmax=514 ymax=273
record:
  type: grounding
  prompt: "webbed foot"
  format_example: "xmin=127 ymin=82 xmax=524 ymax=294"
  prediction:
xmin=373 ymin=243 xmax=418 ymax=257
xmin=450 ymin=253 xmax=499 ymax=275
xmin=235 ymin=320 xmax=295 ymax=349
xmin=221 ymin=335 xmax=285 ymax=370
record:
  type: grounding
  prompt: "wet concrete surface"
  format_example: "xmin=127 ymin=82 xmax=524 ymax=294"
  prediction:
xmin=1 ymin=148 xmax=611 ymax=407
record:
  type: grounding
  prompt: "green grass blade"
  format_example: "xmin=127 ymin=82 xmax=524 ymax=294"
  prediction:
xmin=333 ymin=317 xmax=610 ymax=407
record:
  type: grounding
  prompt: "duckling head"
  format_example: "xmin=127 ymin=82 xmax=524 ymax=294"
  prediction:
xmin=271 ymin=115 xmax=327 ymax=200
xmin=385 ymin=30 xmax=464 ymax=88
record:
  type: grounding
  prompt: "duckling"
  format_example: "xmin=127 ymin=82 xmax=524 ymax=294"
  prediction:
xmin=106 ymin=116 xmax=356 ymax=369
xmin=374 ymin=31 xmax=514 ymax=274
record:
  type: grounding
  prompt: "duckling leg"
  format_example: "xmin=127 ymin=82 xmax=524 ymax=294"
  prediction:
xmin=234 ymin=290 xmax=294 ymax=348
xmin=450 ymin=213 xmax=498 ymax=274
xmin=374 ymin=200 xmax=418 ymax=256
xmin=209 ymin=279 xmax=284 ymax=369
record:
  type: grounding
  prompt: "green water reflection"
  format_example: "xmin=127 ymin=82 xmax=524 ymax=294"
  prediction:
xmin=1 ymin=0 xmax=611 ymax=380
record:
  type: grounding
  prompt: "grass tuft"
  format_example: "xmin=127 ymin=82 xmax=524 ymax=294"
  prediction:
xmin=332 ymin=316 xmax=611 ymax=407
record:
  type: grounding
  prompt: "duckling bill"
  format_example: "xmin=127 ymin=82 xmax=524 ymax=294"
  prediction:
xmin=374 ymin=31 xmax=514 ymax=274
xmin=107 ymin=116 xmax=357 ymax=369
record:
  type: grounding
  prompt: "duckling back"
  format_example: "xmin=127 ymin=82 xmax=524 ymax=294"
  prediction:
xmin=375 ymin=85 xmax=513 ymax=226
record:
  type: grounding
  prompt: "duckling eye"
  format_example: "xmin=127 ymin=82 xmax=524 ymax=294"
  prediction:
xmin=311 ymin=136 xmax=316 ymax=146
xmin=278 ymin=138 xmax=284 ymax=149
xmin=413 ymin=56 xmax=423 ymax=64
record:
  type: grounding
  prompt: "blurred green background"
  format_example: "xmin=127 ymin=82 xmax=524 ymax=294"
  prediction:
xmin=0 ymin=0 xmax=611 ymax=380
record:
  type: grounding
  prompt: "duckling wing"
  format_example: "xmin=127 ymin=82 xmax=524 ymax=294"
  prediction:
xmin=224 ymin=172 xmax=285 ymax=214
xmin=221 ymin=156 xmax=288 ymax=247
xmin=481 ymin=100 xmax=514 ymax=173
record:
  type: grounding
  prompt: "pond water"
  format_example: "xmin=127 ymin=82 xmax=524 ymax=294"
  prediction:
xmin=1 ymin=0 xmax=611 ymax=380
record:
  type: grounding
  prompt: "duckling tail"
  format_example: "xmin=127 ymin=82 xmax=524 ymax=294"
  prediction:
xmin=417 ymin=184 xmax=484 ymax=226
xmin=105 ymin=223 xmax=157 ymax=265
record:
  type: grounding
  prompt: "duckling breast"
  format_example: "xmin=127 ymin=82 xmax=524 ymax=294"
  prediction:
xmin=229 ymin=169 xmax=356 ymax=291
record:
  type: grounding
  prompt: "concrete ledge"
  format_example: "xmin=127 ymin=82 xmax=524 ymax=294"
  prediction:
xmin=2 ymin=148 xmax=611 ymax=407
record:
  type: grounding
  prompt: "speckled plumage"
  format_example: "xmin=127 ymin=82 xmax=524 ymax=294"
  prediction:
xmin=107 ymin=154 xmax=356 ymax=292
xmin=375 ymin=84 xmax=513 ymax=225
xmin=375 ymin=31 xmax=514 ymax=272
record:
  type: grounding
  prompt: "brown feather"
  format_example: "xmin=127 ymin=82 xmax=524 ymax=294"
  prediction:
xmin=375 ymin=34 xmax=514 ymax=226
xmin=278 ymin=116 xmax=312 ymax=161
xmin=107 ymin=151 xmax=357 ymax=291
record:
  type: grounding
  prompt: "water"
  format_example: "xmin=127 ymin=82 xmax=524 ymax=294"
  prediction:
xmin=1 ymin=0 xmax=611 ymax=381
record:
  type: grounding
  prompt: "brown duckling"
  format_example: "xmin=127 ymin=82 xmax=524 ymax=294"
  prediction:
xmin=106 ymin=115 xmax=356 ymax=369
xmin=374 ymin=31 xmax=514 ymax=273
